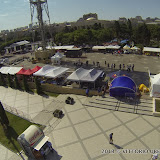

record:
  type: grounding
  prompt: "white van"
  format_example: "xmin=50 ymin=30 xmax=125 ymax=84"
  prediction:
xmin=17 ymin=125 xmax=51 ymax=159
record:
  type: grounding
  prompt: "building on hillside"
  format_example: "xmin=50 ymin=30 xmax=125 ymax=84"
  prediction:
xmin=5 ymin=40 xmax=32 ymax=54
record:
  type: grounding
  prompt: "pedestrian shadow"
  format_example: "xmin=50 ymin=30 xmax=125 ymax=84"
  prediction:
xmin=113 ymin=144 xmax=123 ymax=149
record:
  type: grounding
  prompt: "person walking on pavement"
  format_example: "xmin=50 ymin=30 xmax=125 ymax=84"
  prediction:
xmin=109 ymin=133 xmax=113 ymax=144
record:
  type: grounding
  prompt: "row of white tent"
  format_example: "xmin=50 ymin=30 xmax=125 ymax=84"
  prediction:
xmin=0 ymin=65 xmax=103 ymax=83
xmin=0 ymin=67 xmax=23 ymax=75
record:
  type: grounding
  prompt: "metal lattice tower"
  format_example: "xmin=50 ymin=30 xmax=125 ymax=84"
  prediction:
xmin=30 ymin=0 xmax=51 ymax=50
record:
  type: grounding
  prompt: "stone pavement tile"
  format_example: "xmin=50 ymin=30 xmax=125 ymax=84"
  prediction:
xmin=64 ymin=102 xmax=84 ymax=113
xmin=126 ymin=117 xmax=153 ymax=136
xmin=140 ymin=130 xmax=160 ymax=149
xmin=3 ymin=101 xmax=15 ymax=108
xmin=0 ymin=145 xmax=8 ymax=160
xmin=95 ymin=114 xmax=121 ymax=131
xmin=142 ymin=115 xmax=160 ymax=127
xmin=55 ymin=116 xmax=71 ymax=130
xmin=158 ymin=126 xmax=160 ymax=132
xmin=52 ymin=127 xmax=78 ymax=147
xmin=82 ymin=134 xmax=113 ymax=159
xmin=29 ymin=96 xmax=43 ymax=105
xmin=0 ymin=93 xmax=6 ymax=99
xmin=113 ymin=111 xmax=139 ymax=123
xmin=29 ymin=112 xmax=40 ymax=119
xmin=106 ymin=125 xmax=136 ymax=146
xmin=96 ymin=154 xmax=123 ymax=160
xmin=14 ymin=99 xmax=28 ymax=107
xmin=3 ymin=95 xmax=16 ymax=103
xmin=57 ymin=142 xmax=88 ymax=160
xmin=28 ymin=103 xmax=44 ymax=114
xmin=28 ymin=93 xmax=40 ymax=98
xmin=68 ymin=109 xmax=91 ymax=124
xmin=16 ymin=106 xmax=28 ymax=114
xmin=74 ymin=120 xmax=101 ymax=139
xmin=43 ymin=100 xmax=53 ymax=108
xmin=42 ymin=96 xmax=55 ymax=102
xmin=86 ymin=107 xmax=111 ymax=118
xmin=123 ymin=140 xmax=151 ymax=160
xmin=15 ymin=94 xmax=28 ymax=101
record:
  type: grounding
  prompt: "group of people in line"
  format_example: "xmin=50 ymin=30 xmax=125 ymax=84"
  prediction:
xmin=105 ymin=62 xmax=135 ymax=72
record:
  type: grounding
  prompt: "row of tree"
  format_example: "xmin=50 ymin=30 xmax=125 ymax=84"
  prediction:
xmin=0 ymin=73 xmax=42 ymax=95
xmin=1 ymin=20 xmax=160 ymax=53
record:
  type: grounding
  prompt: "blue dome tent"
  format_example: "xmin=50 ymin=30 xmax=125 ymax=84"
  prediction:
xmin=109 ymin=76 xmax=136 ymax=97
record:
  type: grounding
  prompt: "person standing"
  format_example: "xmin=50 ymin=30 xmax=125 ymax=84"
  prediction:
xmin=132 ymin=64 xmax=134 ymax=71
xmin=109 ymin=133 xmax=113 ymax=144
xmin=86 ymin=88 xmax=89 ymax=97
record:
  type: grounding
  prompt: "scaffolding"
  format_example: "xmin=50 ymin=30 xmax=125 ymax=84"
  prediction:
xmin=30 ymin=0 xmax=51 ymax=50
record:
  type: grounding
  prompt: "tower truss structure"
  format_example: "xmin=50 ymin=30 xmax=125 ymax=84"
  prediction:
xmin=30 ymin=0 xmax=51 ymax=50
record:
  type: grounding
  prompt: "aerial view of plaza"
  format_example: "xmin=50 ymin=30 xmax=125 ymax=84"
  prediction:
xmin=0 ymin=0 xmax=160 ymax=160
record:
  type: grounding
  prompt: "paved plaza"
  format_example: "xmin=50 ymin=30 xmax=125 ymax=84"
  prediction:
xmin=0 ymin=86 xmax=159 ymax=160
xmin=0 ymin=53 xmax=160 ymax=160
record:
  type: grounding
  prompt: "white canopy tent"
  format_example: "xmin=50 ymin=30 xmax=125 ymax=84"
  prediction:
xmin=7 ymin=67 xmax=23 ymax=75
xmin=51 ymin=52 xmax=65 ymax=65
xmin=33 ymin=65 xmax=69 ymax=78
xmin=0 ymin=67 xmax=11 ymax=74
xmin=33 ymin=65 xmax=55 ymax=77
xmin=143 ymin=47 xmax=160 ymax=53
xmin=45 ymin=67 xmax=69 ymax=78
xmin=67 ymin=68 xmax=103 ymax=88
xmin=53 ymin=45 xmax=74 ymax=50
xmin=150 ymin=73 xmax=160 ymax=97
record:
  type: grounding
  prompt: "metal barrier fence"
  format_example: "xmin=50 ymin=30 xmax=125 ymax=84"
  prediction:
xmin=2 ymin=103 xmax=33 ymax=122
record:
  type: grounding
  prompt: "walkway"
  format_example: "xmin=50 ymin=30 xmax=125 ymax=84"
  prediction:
xmin=0 ymin=86 xmax=159 ymax=160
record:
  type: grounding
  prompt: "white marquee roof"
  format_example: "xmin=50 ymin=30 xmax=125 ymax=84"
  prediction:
xmin=143 ymin=47 xmax=160 ymax=53
xmin=33 ymin=65 xmax=55 ymax=77
xmin=0 ymin=67 xmax=23 ymax=75
xmin=33 ymin=65 xmax=69 ymax=78
xmin=67 ymin=68 xmax=103 ymax=82
xmin=53 ymin=45 xmax=74 ymax=50
xmin=45 ymin=67 xmax=69 ymax=78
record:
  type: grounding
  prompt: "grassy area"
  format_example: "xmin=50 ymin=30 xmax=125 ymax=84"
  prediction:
xmin=0 ymin=111 xmax=36 ymax=153
xmin=155 ymin=99 xmax=160 ymax=112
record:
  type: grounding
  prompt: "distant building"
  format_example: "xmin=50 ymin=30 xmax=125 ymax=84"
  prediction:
xmin=83 ymin=13 xmax=98 ymax=20
xmin=77 ymin=13 xmax=98 ymax=22
xmin=5 ymin=40 xmax=32 ymax=54
xmin=119 ymin=17 xmax=127 ymax=23
xmin=135 ymin=16 xmax=143 ymax=21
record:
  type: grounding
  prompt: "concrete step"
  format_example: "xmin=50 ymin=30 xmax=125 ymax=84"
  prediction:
xmin=83 ymin=97 xmax=153 ymax=116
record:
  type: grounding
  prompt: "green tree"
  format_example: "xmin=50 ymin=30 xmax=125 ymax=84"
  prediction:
xmin=23 ymin=75 xmax=29 ymax=92
xmin=127 ymin=19 xmax=133 ymax=39
xmin=114 ymin=21 xmax=121 ymax=38
xmin=35 ymin=77 xmax=42 ymax=95
xmin=0 ymin=101 xmax=9 ymax=128
xmin=14 ymin=75 xmax=20 ymax=89
xmin=7 ymin=74 xmax=12 ymax=88
xmin=0 ymin=73 xmax=6 ymax=86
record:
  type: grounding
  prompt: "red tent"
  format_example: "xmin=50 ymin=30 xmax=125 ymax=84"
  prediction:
xmin=32 ymin=66 xmax=42 ymax=73
xmin=17 ymin=68 xmax=27 ymax=75
xmin=23 ymin=69 xmax=33 ymax=76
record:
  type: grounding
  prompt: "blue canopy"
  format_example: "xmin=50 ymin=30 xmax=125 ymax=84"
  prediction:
xmin=109 ymin=76 xmax=136 ymax=97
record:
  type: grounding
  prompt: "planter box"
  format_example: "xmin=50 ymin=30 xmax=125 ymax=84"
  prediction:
xmin=153 ymin=98 xmax=160 ymax=117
